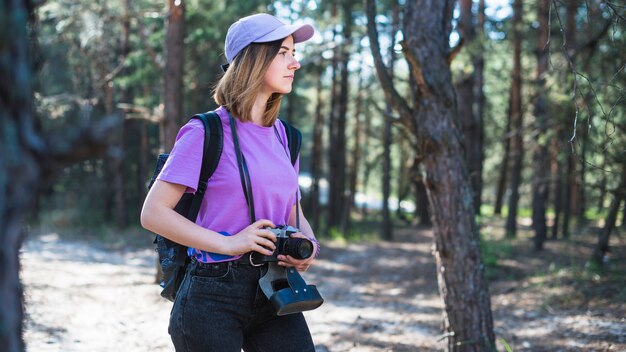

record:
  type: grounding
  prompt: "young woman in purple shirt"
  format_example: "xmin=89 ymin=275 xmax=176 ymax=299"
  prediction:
xmin=141 ymin=13 xmax=319 ymax=352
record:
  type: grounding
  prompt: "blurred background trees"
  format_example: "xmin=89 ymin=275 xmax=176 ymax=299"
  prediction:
xmin=7 ymin=0 xmax=624 ymax=349
xmin=30 ymin=0 xmax=624 ymax=254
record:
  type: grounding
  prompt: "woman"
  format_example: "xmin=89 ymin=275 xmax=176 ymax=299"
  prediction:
xmin=141 ymin=13 xmax=319 ymax=352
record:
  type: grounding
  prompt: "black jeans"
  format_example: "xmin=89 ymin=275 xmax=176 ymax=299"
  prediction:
xmin=169 ymin=259 xmax=315 ymax=352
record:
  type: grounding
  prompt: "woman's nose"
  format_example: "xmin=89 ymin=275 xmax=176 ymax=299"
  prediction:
xmin=290 ymin=56 xmax=301 ymax=70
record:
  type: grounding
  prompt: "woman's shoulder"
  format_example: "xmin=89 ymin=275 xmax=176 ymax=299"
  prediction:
xmin=181 ymin=108 xmax=228 ymax=130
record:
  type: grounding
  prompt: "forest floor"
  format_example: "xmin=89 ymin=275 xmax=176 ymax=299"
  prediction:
xmin=20 ymin=219 xmax=626 ymax=352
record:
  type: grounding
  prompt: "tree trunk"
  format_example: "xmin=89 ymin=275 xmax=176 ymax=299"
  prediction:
xmin=562 ymin=153 xmax=574 ymax=239
xmin=1 ymin=2 xmax=116 ymax=348
xmin=505 ymin=0 xmax=524 ymax=238
xmin=360 ymin=102 xmax=374 ymax=217
xmin=333 ymin=0 xmax=353 ymax=232
xmin=113 ymin=0 xmax=132 ymax=229
xmin=382 ymin=0 xmax=399 ymax=241
xmin=592 ymin=161 xmax=626 ymax=265
xmin=366 ymin=0 xmax=495 ymax=349
xmin=474 ymin=0 xmax=486 ymax=216
xmin=456 ymin=0 xmax=482 ymax=216
xmin=340 ymin=56 xmax=365 ymax=235
xmin=494 ymin=106 xmax=511 ymax=215
xmin=310 ymin=69 xmax=325 ymax=233
xmin=577 ymin=126 xmax=588 ymax=228
xmin=0 ymin=3 xmax=33 ymax=349
xmin=621 ymin=201 xmax=626 ymax=229
xmin=551 ymin=138 xmax=564 ymax=240
xmin=327 ymin=0 xmax=341 ymax=228
xmin=561 ymin=0 xmax=578 ymax=240
xmin=597 ymin=155 xmax=607 ymax=211
xmin=163 ymin=0 xmax=185 ymax=151
xmin=532 ymin=0 xmax=550 ymax=251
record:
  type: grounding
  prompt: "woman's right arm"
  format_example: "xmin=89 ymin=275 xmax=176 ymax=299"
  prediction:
xmin=140 ymin=179 xmax=277 ymax=256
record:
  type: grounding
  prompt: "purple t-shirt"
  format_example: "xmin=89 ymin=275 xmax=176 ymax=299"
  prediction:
xmin=157 ymin=106 xmax=302 ymax=263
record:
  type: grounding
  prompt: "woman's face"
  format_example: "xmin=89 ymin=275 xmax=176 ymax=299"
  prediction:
xmin=261 ymin=35 xmax=301 ymax=95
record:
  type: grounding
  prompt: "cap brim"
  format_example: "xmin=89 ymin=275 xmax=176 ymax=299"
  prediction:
xmin=253 ymin=23 xmax=314 ymax=44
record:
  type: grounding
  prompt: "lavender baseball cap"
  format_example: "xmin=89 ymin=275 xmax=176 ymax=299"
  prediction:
xmin=225 ymin=13 xmax=315 ymax=63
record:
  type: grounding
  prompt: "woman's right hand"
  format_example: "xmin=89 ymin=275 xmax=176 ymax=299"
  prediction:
xmin=225 ymin=219 xmax=277 ymax=256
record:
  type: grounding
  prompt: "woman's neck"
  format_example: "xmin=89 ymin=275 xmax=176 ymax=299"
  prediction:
xmin=250 ymin=91 xmax=271 ymax=126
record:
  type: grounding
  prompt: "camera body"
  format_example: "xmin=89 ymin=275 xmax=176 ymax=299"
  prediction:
xmin=266 ymin=225 xmax=314 ymax=260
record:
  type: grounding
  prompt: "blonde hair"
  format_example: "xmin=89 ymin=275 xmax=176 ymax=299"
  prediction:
xmin=213 ymin=39 xmax=284 ymax=126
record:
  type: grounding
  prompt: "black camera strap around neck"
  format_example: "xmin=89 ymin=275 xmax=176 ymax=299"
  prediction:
xmin=273 ymin=126 xmax=301 ymax=230
xmin=228 ymin=111 xmax=301 ymax=228
xmin=229 ymin=111 xmax=256 ymax=224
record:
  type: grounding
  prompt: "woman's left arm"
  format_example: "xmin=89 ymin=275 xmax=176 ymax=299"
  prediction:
xmin=277 ymin=201 xmax=320 ymax=271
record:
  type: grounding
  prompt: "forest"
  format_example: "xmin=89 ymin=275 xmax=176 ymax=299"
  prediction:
xmin=1 ymin=0 xmax=625 ymax=351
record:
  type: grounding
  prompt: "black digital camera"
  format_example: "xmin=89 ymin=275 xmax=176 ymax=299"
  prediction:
xmin=266 ymin=225 xmax=314 ymax=260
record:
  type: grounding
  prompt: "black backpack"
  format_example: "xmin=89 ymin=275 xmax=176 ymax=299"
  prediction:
xmin=148 ymin=112 xmax=302 ymax=302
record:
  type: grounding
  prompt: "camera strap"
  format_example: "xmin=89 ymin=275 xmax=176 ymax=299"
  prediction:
xmin=273 ymin=126 xmax=301 ymax=229
xmin=228 ymin=111 xmax=256 ymax=224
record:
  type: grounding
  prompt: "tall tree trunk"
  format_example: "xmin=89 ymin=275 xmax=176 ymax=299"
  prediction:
xmin=360 ymin=101 xmax=374 ymax=217
xmin=551 ymin=137 xmax=564 ymax=240
xmin=474 ymin=0 xmax=486 ymax=215
xmin=505 ymin=0 xmax=524 ymax=238
xmin=592 ymin=161 xmax=626 ymax=265
xmin=113 ymin=0 xmax=132 ymax=228
xmin=561 ymin=0 xmax=578 ymax=240
xmin=334 ymin=0 xmax=353 ymax=231
xmin=577 ymin=126 xmax=588 ymax=228
xmin=456 ymin=0 xmax=482 ymax=216
xmin=310 ymin=69 xmax=325 ymax=234
xmin=621 ymin=201 xmax=626 ymax=229
xmin=366 ymin=1 xmax=495 ymax=349
xmin=532 ymin=0 xmax=550 ymax=251
xmin=1 ymin=3 xmax=33 ymax=349
xmin=327 ymin=0 xmax=341 ymax=228
xmin=382 ymin=0 xmax=399 ymax=240
xmin=340 ymin=58 xmax=364 ymax=235
xmin=597 ymin=154 xmax=607 ymax=211
xmin=494 ymin=105 xmax=511 ymax=215
xmin=163 ymin=0 xmax=185 ymax=151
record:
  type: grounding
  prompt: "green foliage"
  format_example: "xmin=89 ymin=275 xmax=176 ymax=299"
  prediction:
xmin=479 ymin=234 xmax=513 ymax=279
xmin=500 ymin=338 xmax=514 ymax=352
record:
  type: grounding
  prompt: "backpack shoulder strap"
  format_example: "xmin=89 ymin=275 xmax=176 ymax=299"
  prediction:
xmin=278 ymin=119 xmax=301 ymax=166
xmin=185 ymin=111 xmax=223 ymax=222
xmin=160 ymin=112 xmax=223 ymax=275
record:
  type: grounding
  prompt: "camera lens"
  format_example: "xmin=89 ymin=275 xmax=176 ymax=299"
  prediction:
xmin=283 ymin=238 xmax=314 ymax=259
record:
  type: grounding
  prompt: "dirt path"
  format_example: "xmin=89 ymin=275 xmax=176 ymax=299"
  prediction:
xmin=21 ymin=228 xmax=625 ymax=351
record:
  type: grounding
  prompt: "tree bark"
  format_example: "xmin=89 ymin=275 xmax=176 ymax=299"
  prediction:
xmin=592 ymin=161 xmax=626 ymax=265
xmin=494 ymin=105 xmax=511 ymax=215
xmin=474 ymin=0 xmax=486 ymax=215
xmin=333 ymin=0 xmax=353 ymax=231
xmin=551 ymin=137 xmax=564 ymax=240
xmin=561 ymin=0 xmax=579 ymax=240
xmin=112 ymin=0 xmax=132 ymax=229
xmin=532 ymin=0 xmax=550 ymax=251
xmin=327 ymin=0 xmax=341 ymax=228
xmin=505 ymin=0 xmax=524 ymax=238
xmin=340 ymin=54 xmax=365 ymax=235
xmin=310 ymin=69 xmax=325 ymax=233
xmin=366 ymin=0 xmax=495 ymax=349
xmin=456 ymin=0 xmax=483 ymax=216
xmin=163 ymin=0 xmax=185 ymax=151
xmin=382 ymin=0 xmax=399 ymax=241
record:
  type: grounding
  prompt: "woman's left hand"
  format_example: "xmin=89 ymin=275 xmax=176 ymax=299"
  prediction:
xmin=277 ymin=232 xmax=316 ymax=272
